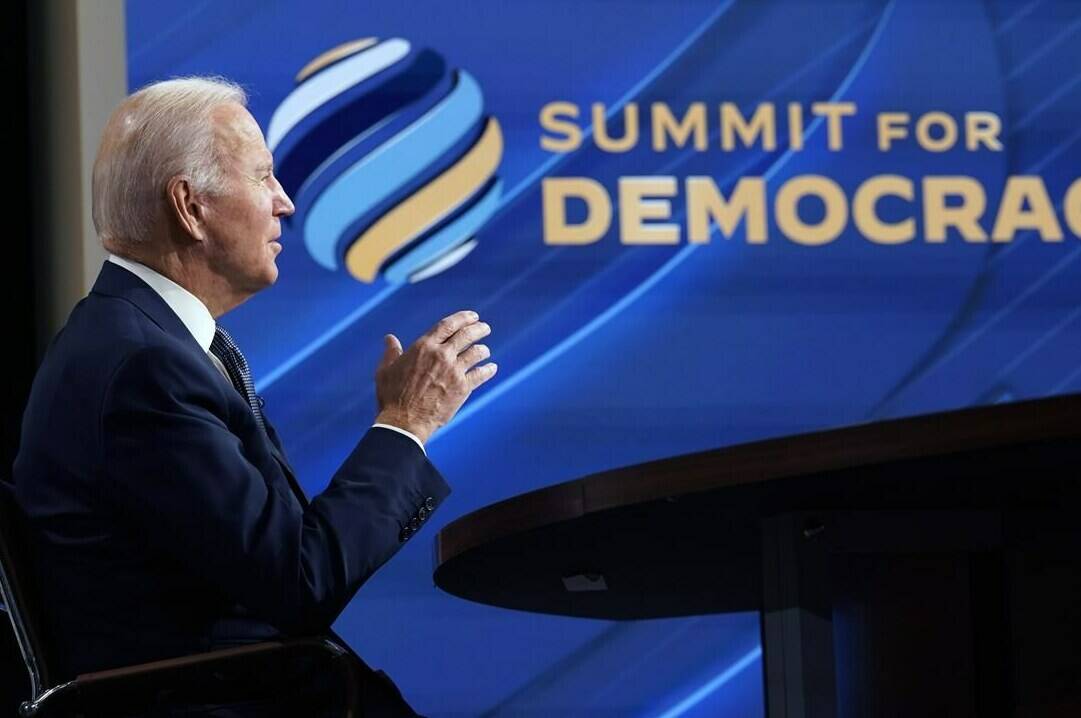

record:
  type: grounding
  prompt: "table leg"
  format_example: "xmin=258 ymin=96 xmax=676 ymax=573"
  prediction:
xmin=760 ymin=512 xmax=836 ymax=718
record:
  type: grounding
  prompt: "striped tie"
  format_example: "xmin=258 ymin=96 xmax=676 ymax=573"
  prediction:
xmin=210 ymin=325 xmax=266 ymax=432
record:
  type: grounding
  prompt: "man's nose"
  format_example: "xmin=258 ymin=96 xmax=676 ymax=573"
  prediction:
xmin=272 ymin=177 xmax=295 ymax=218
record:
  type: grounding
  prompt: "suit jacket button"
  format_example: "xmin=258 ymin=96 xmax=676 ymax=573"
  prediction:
xmin=418 ymin=506 xmax=430 ymax=521
xmin=424 ymin=497 xmax=435 ymax=512
xmin=409 ymin=517 xmax=421 ymax=531
xmin=399 ymin=526 xmax=413 ymax=542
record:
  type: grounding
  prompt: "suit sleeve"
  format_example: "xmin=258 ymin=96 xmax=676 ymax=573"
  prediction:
xmin=98 ymin=344 xmax=450 ymax=633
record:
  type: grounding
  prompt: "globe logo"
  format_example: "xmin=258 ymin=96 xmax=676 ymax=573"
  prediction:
xmin=268 ymin=37 xmax=503 ymax=284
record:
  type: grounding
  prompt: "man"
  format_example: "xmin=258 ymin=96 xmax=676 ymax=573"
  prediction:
xmin=11 ymin=77 xmax=496 ymax=716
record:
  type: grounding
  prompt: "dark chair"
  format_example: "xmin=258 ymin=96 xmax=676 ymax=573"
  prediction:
xmin=0 ymin=479 xmax=364 ymax=717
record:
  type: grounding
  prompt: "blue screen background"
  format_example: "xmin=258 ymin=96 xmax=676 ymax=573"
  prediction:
xmin=126 ymin=1 xmax=1081 ymax=714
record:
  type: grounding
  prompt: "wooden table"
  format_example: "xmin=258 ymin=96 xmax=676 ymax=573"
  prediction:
xmin=434 ymin=396 xmax=1081 ymax=717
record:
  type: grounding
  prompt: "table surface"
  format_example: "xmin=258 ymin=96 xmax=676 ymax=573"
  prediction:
xmin=433 ymin=395 xmax=1081 ymax=619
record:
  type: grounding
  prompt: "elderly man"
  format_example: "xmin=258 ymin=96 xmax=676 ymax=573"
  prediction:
xmin=11 ymin=77 xmax=496 ymax=716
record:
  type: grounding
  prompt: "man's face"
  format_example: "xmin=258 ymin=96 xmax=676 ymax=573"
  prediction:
xmin=201 ymin=102 xmax=294 ymax=294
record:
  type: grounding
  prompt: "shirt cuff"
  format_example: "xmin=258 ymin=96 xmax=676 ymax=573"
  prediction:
xmin=371 ymin=423 xmax=426 ymax=455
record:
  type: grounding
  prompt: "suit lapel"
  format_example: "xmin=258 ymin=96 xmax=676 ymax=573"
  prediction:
xmin=263 ymin=417 xmax=308 ymax=507
xmin=92 ymin=261 xmax=310 ymax=508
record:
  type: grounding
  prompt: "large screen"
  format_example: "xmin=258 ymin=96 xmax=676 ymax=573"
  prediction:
xmin=126 ymin=1 xmax=1081 ymax=714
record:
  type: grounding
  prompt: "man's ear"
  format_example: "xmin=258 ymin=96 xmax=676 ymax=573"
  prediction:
xmin=166 ymin=176 xmax=209 ymax=242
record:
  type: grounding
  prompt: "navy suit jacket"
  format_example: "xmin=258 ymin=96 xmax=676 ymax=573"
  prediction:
xmin=12 ymin=260 xmax=449 ymax=680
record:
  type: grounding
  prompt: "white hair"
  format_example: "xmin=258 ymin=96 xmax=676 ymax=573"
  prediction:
xmin=91 ymin=76 xmax=248 ymax=246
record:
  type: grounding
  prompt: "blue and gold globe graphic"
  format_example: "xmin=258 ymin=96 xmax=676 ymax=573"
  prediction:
xmin=267 ymin=37 xmax=503 ymax=284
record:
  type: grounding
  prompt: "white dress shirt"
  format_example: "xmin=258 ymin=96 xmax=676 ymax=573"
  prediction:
xmin=106 ymin=254 xmax=425 ymax=453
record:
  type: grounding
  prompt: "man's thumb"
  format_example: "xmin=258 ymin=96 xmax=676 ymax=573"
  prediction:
xmin=379 ymin=334 xmax=403 ymax=369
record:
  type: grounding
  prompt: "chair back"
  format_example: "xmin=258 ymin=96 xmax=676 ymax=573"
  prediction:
xmin=0 ymin=479 xmax=53 ymax=700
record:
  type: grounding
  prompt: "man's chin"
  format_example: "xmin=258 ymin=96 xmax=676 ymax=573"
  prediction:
xmin=250 ymin=264 xmax=279 ymax=293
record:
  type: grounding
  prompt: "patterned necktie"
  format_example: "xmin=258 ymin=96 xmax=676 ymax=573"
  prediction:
xmin=210 ymin=325 xmax=266 ymax=432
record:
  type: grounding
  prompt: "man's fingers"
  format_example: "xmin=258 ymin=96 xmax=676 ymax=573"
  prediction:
xmin=458 ymin=343 xmax=490 ymax=369
xmin=379 ymin=334 xmax=403 ymax=370
xmin=448 ymin=321 xmax=491 ymax=353
xmin=466 ymin=362 xmax=498 ymax=389
xmin=428 ymin=310 xmax=478 ymax=343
